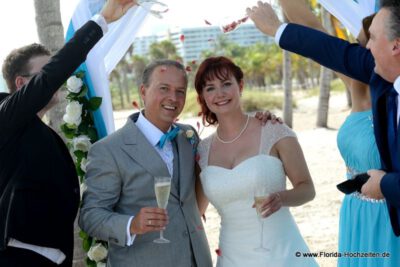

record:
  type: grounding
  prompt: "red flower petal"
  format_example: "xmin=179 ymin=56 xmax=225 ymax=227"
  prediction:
xmin=132 ymin=100 xmax=139 ymax=109
xmin=185 ymin=66 xmax=192 ymax=72
xmin=239 ymin=16 xmax=249 ymax=23
xmin=221 ymin=17 xmax=248 ymax=34
xmin=215 ymin=248 xmax=222 ymax=256
xmin=180 ymin=34 xmax=185 ymax=42
xmin=204 ymin=19 xmax=212 ymax=25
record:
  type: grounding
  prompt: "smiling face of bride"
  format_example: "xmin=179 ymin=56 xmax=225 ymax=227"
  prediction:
xmin=195 ymin=56 xmax=244 ymax=125
xmin=201 ymin=74 xmax=243 ymax=117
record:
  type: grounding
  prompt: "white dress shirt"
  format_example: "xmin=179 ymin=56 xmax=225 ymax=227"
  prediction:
xmin=393 ymin=76 xmax=400 ymax=126
xmin=7 ymin=14 xmax=109 ymax=264
xmin=275 ymin=23 xmax=400 ymax=125
xmin=125 ymin=112 xmax=175 ymax=246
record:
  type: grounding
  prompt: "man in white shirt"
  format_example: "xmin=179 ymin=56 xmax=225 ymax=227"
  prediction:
xmin=246 ymin=0 xmax=400 ymax=236
xmin=79 ymin=59 xmax=213 ymax=266
xmin=0 ymin=1 xmax=137 ymax=266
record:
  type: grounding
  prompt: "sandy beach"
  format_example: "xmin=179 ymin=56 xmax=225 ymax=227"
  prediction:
xmin=114 ymin=91 xmax=349 ymax=267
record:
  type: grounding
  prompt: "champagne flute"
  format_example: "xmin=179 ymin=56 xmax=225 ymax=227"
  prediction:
xmin=137 ymin=0 xmax=169 ymax=19
xmin=153 ymin=176 xmax=171 ymax=243
xmin=254 ymin=186 xmax=270 ymax=252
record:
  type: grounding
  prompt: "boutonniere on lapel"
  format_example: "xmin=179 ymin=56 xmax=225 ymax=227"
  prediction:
xmin=215 ymin=248 xmax=222 ymax=257
xmin=185 ymin=129 xmax=195 ymax=144
xmin=183 ymin=129 xmax=199 ymax=157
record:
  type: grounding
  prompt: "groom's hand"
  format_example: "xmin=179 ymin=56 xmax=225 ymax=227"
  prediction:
xmin=130 ymin=207 xmax=169 ymax=235
xmin=101 ymin=0 xmax=138 ymax=23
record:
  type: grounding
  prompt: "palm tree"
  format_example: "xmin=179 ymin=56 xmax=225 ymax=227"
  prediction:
xmin=282 ymin=15 xmax=293 ymax=127
xmin=316 ymin=7 xmax=333 ymax=127
xmin=34 ymin=0 xmax=68 ymax=136
xmin=149 ymin=40 xmax=182 ymax=61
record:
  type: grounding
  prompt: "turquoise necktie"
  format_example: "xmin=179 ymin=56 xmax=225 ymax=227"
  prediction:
xmin=157 ymin=126 xmax=180 ymax=149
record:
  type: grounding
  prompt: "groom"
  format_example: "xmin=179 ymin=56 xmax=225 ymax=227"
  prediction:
xmin=247 ymin=1 xmax=400 ymax=236
xmin=79 ymin=60 xmax=213 ymax=266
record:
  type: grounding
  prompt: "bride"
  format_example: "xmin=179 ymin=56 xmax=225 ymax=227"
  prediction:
xmin=194 ymin=56 xmax=318 ymax=267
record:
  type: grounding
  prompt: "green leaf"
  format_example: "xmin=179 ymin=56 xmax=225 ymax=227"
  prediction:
xmin=87 ymin=127 xmax=98 ymax=143
xmin=76 ymin=165 xmax=85 ymax=177
xmin=78 ymin=121 xmax=89 ymax=133
xmin=75 ymin=71 xmax=85 ymax=79
xmin=79 ymin=230 xmax=89 ymax=240
xmin=83 ymin=237 xmax=92 ymax=252
xmin=60 ymin=123 xmax=76 ymax=139
xmin=74 ymin=150 xmax=86 ymax=159
xmin=85 ymin=257 xmax=96 ymax=267
xmin=88 ymin=97 xmax=102 ymax=111
xmin=78 ymin=87 xmax=88 ymax=98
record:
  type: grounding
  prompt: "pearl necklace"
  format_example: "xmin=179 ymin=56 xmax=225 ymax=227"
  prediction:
xmin=216 ymin=115 xmax=250 ymax=144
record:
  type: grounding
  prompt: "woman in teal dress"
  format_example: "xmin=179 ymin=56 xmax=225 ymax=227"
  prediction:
xmin=337 ymin=110 xmax=400 ymax=266
xmin=279 ymin=0 xmax=400 ymax=265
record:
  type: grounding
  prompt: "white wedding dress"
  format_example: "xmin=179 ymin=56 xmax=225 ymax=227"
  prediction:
xmin=198 ymin=123 xmax=318 ymax=267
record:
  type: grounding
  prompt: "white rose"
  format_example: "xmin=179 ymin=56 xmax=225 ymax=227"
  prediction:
xmin=72 ymin=135 xmax=91 ymax=152
xmin=63 ymin=101 xmax=82 ymax=128
xmin=80 ymin=157 xmax=88 ymax=173
xmin=186 ymin=129 xmax=194 ymax=138
xmin=97 ymin=263 xmax=106 ymax=267
xmin=66 ymin=76 xmax=83 ymax=93
xmin=87 ymin=243 xmax=108 ymax=262
xmin=80 ymin=182 xmax=87 ymax=199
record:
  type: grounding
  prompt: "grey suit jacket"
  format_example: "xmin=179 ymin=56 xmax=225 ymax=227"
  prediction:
xmin=79 ymin=117 xmax=212 ymax=267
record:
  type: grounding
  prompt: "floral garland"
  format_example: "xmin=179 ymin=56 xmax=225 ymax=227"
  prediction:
xmin=61 ymin=71 xmax=107 ymax=267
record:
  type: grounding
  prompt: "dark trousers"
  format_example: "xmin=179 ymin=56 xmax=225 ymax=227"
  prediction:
xmin=0 ymin=246 xmax=68 ymax=267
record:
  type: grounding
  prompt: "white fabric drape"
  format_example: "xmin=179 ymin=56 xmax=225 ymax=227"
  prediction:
xmin=67 ymin=0 xmax=152 ymax=136
xmin=317 ymin=0 xmax=378 ymax=37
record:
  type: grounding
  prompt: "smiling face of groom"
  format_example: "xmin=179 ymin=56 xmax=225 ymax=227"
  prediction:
xmin=140 ymin=60 xmax=188 ymax=133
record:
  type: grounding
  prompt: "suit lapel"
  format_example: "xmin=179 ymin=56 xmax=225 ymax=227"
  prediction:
xmin=175 ymin=128 xmax=195 ymax=200
xmin=119 ymin=120 xmax=179 ymax=199
xmin=371 ymin=77 xmax=393 ymax=169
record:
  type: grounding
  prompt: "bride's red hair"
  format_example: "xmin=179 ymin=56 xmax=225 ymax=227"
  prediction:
xmin=194 ymin=56 xmax=243 ymax=126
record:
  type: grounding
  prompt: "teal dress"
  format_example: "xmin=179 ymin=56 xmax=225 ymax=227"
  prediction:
xmin=337 ymin=110 xmax=400 ymax=266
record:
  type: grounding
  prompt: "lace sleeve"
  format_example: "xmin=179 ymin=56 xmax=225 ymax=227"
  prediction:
xmin=260 ymin=122 xmax=297 ymax=155
xmin=197 ymin=135 xmax=213 ymax=170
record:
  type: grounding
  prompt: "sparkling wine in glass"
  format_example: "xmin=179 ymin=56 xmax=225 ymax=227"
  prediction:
xmin=153 ymin=176 xmax=171 ymax=243
xmin=254 ymin=187 xmax=270 ymax=252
